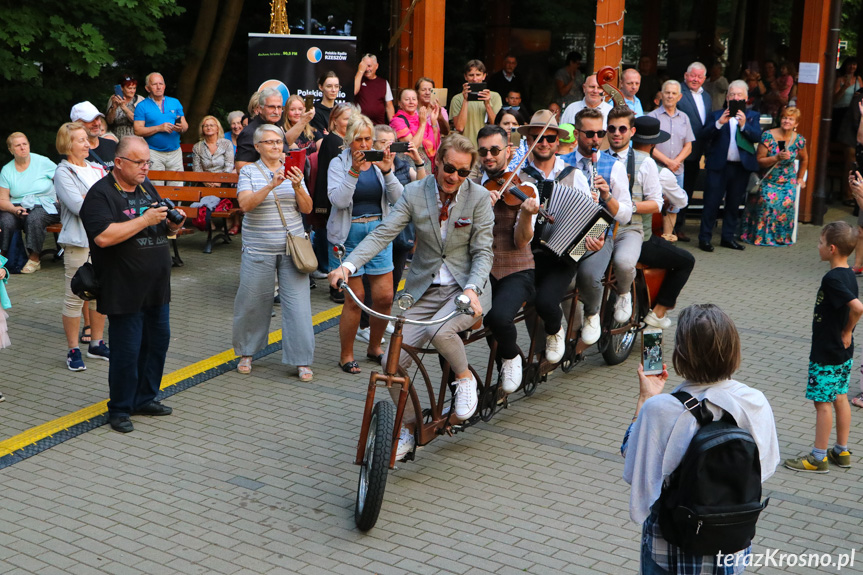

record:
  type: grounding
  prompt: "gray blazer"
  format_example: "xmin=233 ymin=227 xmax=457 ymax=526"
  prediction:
xmin=345 ymin=175 xmax=494 ymax=311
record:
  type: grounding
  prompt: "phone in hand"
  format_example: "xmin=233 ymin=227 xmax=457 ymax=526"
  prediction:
xmin=467 ymin=82 xmax=487 ymax=101
xmin=304 ymin=95 xmax=315 ymax=112
xmin=389 ymin=142 xmax=409 ymax=153
xmin=642 ymin=328 xmax=664 ymax=376
xmin=283 ymin=148 xmax=307 ymax=176
xmin=728 ymin=100 xmax=745 ymax=117
xmin=114 ymin=84 xmax=124 ymax=98
xmin=777 ymin=140 xmax=786 ymax=152
xmin=362 ymin=150 xmax=385 ymax=162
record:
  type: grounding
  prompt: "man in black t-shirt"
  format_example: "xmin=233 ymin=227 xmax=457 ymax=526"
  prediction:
xmin=70 ymin=101 xmax=118 ymax=168
xmin=80 ymin=136 xmax=185 ymax=433
xmin=234 ymin=87 xmax=288 ymax=171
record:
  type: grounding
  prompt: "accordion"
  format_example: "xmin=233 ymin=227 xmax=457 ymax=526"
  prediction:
xmin=539 ymin=183 xmax=615 ymax=262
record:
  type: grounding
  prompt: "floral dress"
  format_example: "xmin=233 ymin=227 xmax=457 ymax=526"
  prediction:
xmin=741 ymin=131 xmax=804 ymax=246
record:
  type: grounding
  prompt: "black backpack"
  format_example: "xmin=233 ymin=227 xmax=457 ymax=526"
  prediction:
xmin=655 ymin=391 xmax=769 ymax=556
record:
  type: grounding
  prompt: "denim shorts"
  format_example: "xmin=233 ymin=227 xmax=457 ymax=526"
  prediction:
xmin=806 ymin=359 xmax=853 ymax=402
xmin=329 ymin=217 xmax=393 ymax=276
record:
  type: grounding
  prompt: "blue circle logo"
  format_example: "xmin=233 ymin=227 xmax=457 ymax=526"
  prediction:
xmin=307 ymin=47 xmax=322 ymax=63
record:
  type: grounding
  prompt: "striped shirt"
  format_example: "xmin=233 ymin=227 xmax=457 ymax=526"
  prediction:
xmin=238 ymin=161 xmax=306 ymax=255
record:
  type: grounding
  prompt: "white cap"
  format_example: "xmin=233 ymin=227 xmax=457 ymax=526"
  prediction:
xmin=70 ymin=101 xmax=104 ymax=122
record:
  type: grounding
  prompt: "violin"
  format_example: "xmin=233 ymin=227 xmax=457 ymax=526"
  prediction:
xmin=484 ymin=172 xmax=555 ymax=223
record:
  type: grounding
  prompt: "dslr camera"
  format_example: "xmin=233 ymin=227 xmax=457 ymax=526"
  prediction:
xmin=153 ymin=198 xmax=185 ymax=225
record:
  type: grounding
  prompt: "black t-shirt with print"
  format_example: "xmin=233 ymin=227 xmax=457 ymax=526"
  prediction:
xmin=80 ymin=173 xmax=172 ymax=316
xmin=811 ymin=266 xmax=859 ymax=365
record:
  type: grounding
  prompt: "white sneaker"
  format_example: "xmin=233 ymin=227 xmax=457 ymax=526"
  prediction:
xmin=395 ymin=427 xmax=415 ymax=461
xmin=310 ymin=269 xmax=328 ymax=280
xmin=581 ymin=314 xmax=601 ymax=345
xmin=545 ymin=327 xmax=566 ymax=363
xmin=454 ymin=375 xmax=478 ymax=420
xmin=355 ymin=326 xmax=371 ymax=343
xmin=613 ymin=292 xmax=633 ymax=323
xmin=644 ymin=309 xmax=672 ymax=329
xmin=501 ymin=355 xmax=522 ymax=393
xmin=386 ymin=321 xmax=395 ymax=335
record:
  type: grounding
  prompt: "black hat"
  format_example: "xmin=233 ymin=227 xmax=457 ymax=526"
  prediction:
xmin=631 ymin=116 xmax=670 ymax=144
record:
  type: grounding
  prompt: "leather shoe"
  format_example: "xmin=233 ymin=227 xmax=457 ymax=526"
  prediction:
xmin=720 ymin=239 xmax=745 ymax=251
xmin=676 ymin=232 xmax=691 ymax=242
xmin=698 ymin=242 xmax=714 ymax=252
xmin=109 ymin=416 xmax=134 ymax=433
xmin=132 ymin=401 xmax=173 ymax=416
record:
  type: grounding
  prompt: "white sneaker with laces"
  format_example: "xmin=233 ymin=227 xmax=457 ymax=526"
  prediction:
xmin=644 ymin=309 xmax=672 ymax=329
xmin=386 ymin=321 xmax=395 ymax=335
xmin=581 ymin=314 xmax=601 ymax=345
xmin=545 ymin=327 xmax=566 ymax=363
xmin=501 ymin=355 xmax=522 ymax=393
xmin=395 ymin=427 xmax=415 ymax=461
xmin=613 ymin=292 xmax=633 ymax=323
xmin=355 ymin=326 xmax=371 ymax=343
xmin=454 ymin=375 xmax=478 ymax=420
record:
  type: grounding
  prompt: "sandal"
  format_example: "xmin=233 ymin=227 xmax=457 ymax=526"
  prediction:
xmin=297 ymin=366 xmax=313 ymax=382
xmin=227 ymin=225 xmax=240 ymax=236
xmin=338 ymin=360 xmax=361 ymax=374
xmin=79 ymin=325 xmax=92 ymax=344
xmin=237 ymin=356 xmax=252 ymax=374
xmin=366 ymin=352 xmax=384 ymax=365
xmin=851 ymin=393 xmax=863 ymax=409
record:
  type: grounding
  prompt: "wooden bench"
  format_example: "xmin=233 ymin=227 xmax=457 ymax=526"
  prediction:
xmin=148 ymin=170 xmax=241 ymax=262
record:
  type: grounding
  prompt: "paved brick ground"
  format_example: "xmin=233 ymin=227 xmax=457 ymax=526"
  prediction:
xmin=1 ymin=212 xmax=862 ymax=574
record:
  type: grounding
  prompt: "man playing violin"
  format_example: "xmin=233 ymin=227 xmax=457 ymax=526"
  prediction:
xmin=473 ymin=125 xmax=539 ymax=393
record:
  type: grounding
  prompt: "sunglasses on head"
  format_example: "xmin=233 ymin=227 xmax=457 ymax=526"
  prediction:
xmin=606 ymin=125 xmax=630 ymax=134
xmin=528 ymin=134 xmax=557 ymax=143
xmin=442 ymin=163 xmax=472 ymax=178
xmin=580 ymin=130 xmax=607 ymax=139
xmin=478 ymin=146 xmax=503 ymax=157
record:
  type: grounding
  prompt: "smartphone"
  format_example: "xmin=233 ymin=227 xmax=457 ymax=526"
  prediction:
xmin=113 ymin=84 xmax=123 ymax=98
xmin=283 ymin=148 xmax=307 ymax=175
xmin=777 ymin=140 xmax=786 ymax=152
xmin=467 ymin=82 xmax=487 ymax=101
xmin=304 ymin=95 xmax=314 ymax=112
xmin=642 ymin=328 xmax=663 ymax=376
xmin=362 ymin=150 xmax=385 ymax=162
xmin=389 ymin=142 xmax=409 ymax=153
xmin=728 ymin=100 xmax=745 ymax=117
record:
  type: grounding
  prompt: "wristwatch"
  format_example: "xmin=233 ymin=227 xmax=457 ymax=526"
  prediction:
xmin=464 ymin=283 xmax=482 ymax=295
xmin=632 ymin=203 xmax=638 ymax=215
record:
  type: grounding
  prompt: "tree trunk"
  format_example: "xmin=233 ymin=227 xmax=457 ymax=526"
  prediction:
xmin=185 ymin=0 xmax=246 ymax=143
xmin=178 ymin=0 xmax=220 ymax=107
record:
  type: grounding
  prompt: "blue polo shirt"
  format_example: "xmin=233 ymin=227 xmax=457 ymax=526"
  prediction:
xmin=134 ymin=96 xmax=184 ymax=152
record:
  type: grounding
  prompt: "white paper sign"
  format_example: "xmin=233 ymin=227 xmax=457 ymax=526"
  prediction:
xmin=798 ymin=62 xmax=820 ymax=84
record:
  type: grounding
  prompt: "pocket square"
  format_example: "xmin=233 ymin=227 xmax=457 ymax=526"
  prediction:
xmin=455 ymin=217 xmax=472 ymax=228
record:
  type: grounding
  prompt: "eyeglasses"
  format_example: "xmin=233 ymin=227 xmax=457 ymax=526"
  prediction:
xmin=118 ymin=157 xmax=153 ymax=167
xmin=442 ymin=163 xmax=472 ymax=178
xmin=258 ymin=139 xmax=283 ymax=147
xmin=527 ymin=134 xmax=557 ymax=143
xmin=580 ymin=130 xmax=607 ymax=139
xmin=263 ymin=105 xmax=284 ymax=111
xmin=478 ymin=146 xmax=503 ymax=157
xmin=606 ymin=125 xmax=630 ymax=134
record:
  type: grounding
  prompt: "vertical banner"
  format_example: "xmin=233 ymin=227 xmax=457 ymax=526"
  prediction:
xmin=248 ymin=34 xmax=357 ymax=104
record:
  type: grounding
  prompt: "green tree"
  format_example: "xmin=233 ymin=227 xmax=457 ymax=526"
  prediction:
xmin=0 ymin=0 xmax=183 ymax=158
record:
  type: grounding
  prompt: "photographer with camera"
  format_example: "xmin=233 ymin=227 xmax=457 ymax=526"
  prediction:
xmin=80 ymin=136 xmax=185 ymax=434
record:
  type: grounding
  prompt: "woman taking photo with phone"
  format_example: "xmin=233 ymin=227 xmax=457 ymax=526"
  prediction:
xmin=232 ymin=124 xmax=314 ymax=381
xmin=327 ymin=112 xmax=403 ymax=374
xmin=741 ymin=106 xmax=807 ymax=247
xmin=390 ymin=88 xmax=440 ymax=168
xmin=106 ymin=75 xmax=143 ymax=140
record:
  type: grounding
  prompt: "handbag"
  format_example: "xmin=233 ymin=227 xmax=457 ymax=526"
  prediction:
xmin=255 ymin=162 xmax=318 ymax=274
xmin=71 ymin=258 xmax=100 ymax=301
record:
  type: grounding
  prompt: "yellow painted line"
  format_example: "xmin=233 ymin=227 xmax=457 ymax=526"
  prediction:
xmin=0 ymin=278 xmax=403 ymax=458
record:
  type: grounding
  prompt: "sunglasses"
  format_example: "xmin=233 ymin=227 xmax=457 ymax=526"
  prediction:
xmin=580 ymin=130 xmax=607 ymax=139
xmin=606 ymin=125 xmax=630 ymax=134
xmin=478 ymin=146 xmax=503 ymax=157
xmin=442 ymin=163 xmax=472 ymax=178
xmin=527 ymin=134 xmax=557 ymax=143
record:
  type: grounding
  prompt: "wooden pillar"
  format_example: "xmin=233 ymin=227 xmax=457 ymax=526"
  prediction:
xmin=795 ymin=0 xmax=832 ymax=222
xmin=594 ymin=0 xmax=626 ymax=74
xmin=395 ymin=0 xmax=446 ymax=91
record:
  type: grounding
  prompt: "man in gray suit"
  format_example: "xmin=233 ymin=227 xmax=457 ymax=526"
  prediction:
xmin=675 ymin=61 xmax=712 ymax=242
xmin=329 ymin=134 xmax=493 ymax=442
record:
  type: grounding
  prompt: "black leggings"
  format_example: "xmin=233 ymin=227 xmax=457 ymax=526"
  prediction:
xmin=484 ymin=270 xmax=535 ymax=359
xmin=534 ymin=251 xmax=578 ymax=335
xmin=638 ymin=234 xmax=695 ymax=309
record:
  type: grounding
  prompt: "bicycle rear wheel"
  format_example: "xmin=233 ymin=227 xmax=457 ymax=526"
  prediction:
xmin=355 ymin=400 xmax=395 ymax=531
xmin=601 ymin=290 xmax=638 ymax=366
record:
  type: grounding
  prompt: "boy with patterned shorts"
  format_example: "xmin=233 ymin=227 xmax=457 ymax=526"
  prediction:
xmin=786 ymin=222 xmax=863 ymax=472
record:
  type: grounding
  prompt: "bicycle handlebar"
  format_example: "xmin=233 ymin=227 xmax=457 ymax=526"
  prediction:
xmin=337 ymin=279 xmax=474 ymax=327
